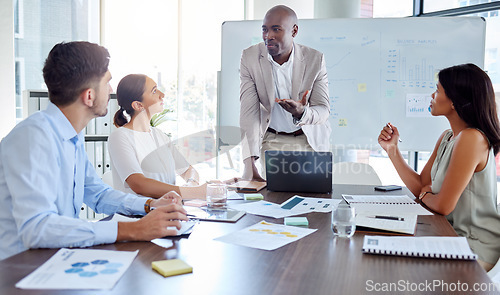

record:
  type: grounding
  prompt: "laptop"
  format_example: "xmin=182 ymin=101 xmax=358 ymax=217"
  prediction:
xmin=265 ymin=150 xmax=333 ymax=193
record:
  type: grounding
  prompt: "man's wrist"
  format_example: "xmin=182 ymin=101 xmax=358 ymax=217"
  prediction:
xmin=293 ymin=107 xmax=307 ymax=124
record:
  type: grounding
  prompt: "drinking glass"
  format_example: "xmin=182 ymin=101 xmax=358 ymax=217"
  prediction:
xmin=206 ymin=183 xmax=228 ymax=208
xmin=332 ymin=204 xmax=356 ymax=238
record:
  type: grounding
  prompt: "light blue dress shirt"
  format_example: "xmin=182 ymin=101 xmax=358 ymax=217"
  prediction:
xmin=0 ymin=103 xmax=148 ymax=260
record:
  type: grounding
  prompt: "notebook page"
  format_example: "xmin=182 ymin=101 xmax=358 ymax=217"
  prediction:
xmin=356 ymin=214 xmax=417 ymax=235
xmin=342 ymin=194 xmax=415 ymax=204
xmin=351 ymin=203 xmax=433 ymax=216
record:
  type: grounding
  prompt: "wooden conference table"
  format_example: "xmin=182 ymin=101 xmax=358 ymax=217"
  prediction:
xmin=0 ymin=184 xmax=495 ymax=295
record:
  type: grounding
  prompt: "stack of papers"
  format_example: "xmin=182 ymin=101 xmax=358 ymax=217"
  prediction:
xmin=341 ymin=194 xmax=432 ymax=235
xmin=228 ymin=196 xmax=341 ymax=219
xmin=355 ymin=214 xmax=418 ymax=235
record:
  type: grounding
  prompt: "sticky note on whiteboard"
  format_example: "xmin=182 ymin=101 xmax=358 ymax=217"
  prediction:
xmin=358 ymin=83 xmax=367 ymax=92
xmin=338 ymin=118 xmax=348 ymax=127
xmin=386 ymin=89 xmax=395 ymax=98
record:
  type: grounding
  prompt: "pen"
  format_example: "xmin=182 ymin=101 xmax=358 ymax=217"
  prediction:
xmin=367 ymin=215 xmax=405 ymax=221
xmin=386 ymin=123 xmax=403 ymax=142
xmin=341 ymin=194 xmax=351 ymax=204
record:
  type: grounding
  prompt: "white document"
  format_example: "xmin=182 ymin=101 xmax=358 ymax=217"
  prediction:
xmin=280 ymin=196 xmax=341 ymax=213
xmin=227 ymin=190 xmax=244 ymax=200
xmin=16 ymin=248 xmax=138 ymax=290
xmin=406 ymin=93 xmax=433 ymax=118
xmin=214 ymin=220 xmax=317 ymax=251
xmin=110 ymin=214 xmax=196 ymax=235
xmin=351 ymin=203 xmax=433 ymax=216
xmin=228 ymin=201 xmax=304 ymax=218
xmin=356 ymin=214 xmax=418 ymax=235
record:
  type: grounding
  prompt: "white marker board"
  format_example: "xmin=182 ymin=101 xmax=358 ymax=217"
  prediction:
xmin=218 ymin=17 xmax=485 ymax=151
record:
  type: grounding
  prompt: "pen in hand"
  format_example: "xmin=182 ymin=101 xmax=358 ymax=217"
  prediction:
xmin=367 ymin=215 xmax=405 ymax=221
xmin=386 ymin=123 xmax=403 ymax=143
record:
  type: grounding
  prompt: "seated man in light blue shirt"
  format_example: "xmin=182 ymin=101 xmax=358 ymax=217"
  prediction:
xmin=0 ymin=41 xmax=188 ymax=260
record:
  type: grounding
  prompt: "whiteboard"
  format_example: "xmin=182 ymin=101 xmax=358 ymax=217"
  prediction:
xmin=218 ymin=17 xmax=485 ymax=151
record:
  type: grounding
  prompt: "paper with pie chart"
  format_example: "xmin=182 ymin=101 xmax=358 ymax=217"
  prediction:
xmin=16 ymin=248 xmax=138 ymax=290
xmin=214 ymin=220 xmax=317 ymax=250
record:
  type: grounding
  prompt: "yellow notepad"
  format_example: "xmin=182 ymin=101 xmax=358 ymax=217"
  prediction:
xmin=152 ymin=259 xmax=193 ymax=277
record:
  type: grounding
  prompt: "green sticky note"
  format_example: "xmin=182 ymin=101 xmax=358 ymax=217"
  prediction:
xmin=284 ymin=217 xmax=309 ymax=226
xmin=245 ymin=193 xmax=264 ymax=200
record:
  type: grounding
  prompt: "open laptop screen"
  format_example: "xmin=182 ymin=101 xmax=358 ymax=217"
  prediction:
xmin=265 ymin=150 xmax=333 ymax=193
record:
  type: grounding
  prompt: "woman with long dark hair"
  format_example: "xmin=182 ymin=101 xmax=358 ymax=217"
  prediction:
xmin=378 ymin=63 xmax=500 ymax=270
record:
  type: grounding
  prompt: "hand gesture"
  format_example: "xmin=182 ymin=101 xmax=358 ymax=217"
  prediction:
xmin=117 ymin=200 xmax=188 ymax=241
xmin=378 ymin=123 xmax=400 ymax=152
xmin=135 ymin=204 xmax=188 ymax=239
xmin=276 ymin=90 xmax=309 ymax=119
xmin=242 ymin=157 xmax=266 ymax=182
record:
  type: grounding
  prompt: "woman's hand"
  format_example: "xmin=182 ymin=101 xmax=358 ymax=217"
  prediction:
xmin=378 ymin=122 xmax=400 ymax=152
xmin=420 ymin=184 xmax=433 ymax=196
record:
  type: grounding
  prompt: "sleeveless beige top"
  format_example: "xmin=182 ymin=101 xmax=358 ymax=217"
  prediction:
xmin=431 ymin=129 xmax=500 ymax=264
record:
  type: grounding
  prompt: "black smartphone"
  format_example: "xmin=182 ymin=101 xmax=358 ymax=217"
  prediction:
xmin=374 ymin=185 xmax=402 ymax=191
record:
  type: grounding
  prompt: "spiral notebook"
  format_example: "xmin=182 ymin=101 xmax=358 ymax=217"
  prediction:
xmin=342 ymin=194 xmax=415 ymax=204
xmin=362 ymin=236 xmax=477 ymax=260
xmin=342 ymin=194 xmax=433 ymax=216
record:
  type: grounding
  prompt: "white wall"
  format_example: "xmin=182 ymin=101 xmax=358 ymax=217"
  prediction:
xmin=0 ymin=0 xmax=16 ymax=139
xmin=250 ymin=0 xmax=314 ymax=20
xmin=314 ymin=0 xmax=361 ymax=18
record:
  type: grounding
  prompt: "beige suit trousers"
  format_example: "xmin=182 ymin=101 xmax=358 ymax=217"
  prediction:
xmin=259 ymin=131 xmax=314 ymax=178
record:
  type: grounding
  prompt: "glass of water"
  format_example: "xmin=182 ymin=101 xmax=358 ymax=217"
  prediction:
xmin=206 ymin=183 xmax=228 ymax=208
xmin=332 ymin=204 xmax=356 ymax=238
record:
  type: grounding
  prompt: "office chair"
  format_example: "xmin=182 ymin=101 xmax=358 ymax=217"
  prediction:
xmin=332 ymin=162 xmax=382 ymax=185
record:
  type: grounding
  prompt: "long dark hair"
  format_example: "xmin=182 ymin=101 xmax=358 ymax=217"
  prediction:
xmin=113 ymin=74 xmax=147 ymax=127
xmin=439 ymin=63 xmax=500 ymax=154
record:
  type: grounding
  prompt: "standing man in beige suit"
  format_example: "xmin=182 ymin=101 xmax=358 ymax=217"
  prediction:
xmin=240 ymin=5 xmax=331 ymax=181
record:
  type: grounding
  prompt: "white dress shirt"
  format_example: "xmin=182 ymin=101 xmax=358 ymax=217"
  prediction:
xmin=0 ymin=103 xmax=147 ymax=260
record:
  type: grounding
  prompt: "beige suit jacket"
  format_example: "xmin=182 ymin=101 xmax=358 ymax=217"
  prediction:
xmin=239 ymin=42 xmax=331 ymax=159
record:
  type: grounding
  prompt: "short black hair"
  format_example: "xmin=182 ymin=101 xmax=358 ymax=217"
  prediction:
xmin=43 ymin=41 xmax=110 ymax=106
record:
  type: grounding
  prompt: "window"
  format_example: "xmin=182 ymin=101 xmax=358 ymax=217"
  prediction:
xmin=14 ymin=0 xmax=24 ymax=39
xmin=14 ymin=0 xmax=99 ymax=122
xmin=424 ymin=0 xmax=500 ymax=13
xmin=14 ymin=59 xmax=24 ymax=123
xmin=372 ymin=0 xmax=413 ymax=17
xmin=104 ymin=0 xmax=244 ymax=181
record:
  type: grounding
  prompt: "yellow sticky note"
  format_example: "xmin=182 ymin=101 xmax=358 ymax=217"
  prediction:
xmin=338 ymin=118 xmax=347 ymax=127
xmin=358 ymin=83 xmax=367 ymax=92
xmin=152 ymin=259 xmax=193 ymax=277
